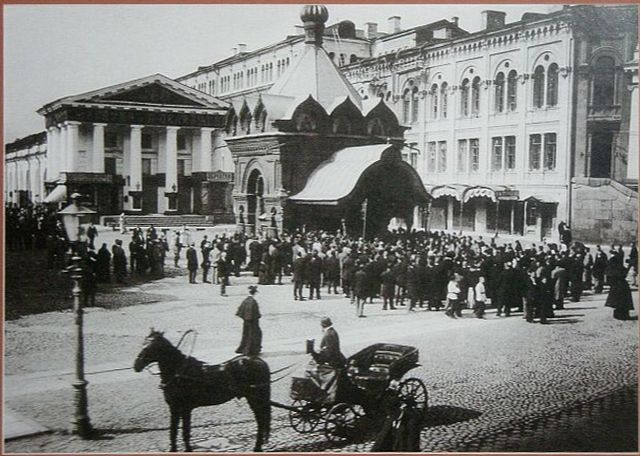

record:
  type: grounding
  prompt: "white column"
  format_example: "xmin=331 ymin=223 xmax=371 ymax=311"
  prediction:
xmin=198 ymin=127 xmax=214 ymax=172
xmin=58 ymin=124 xmax=68 ymax=172
xmin=92 ymin=123 xmax=107 ymax=173
xmin=129 ymin=125 xmax=143 ymax=190
xmin=627 ymin=84 xmax=639 ymax=180
xmin=165 ymin=126 xmax=179 ymax=193
xmin=65 ymin=121 xmax=80 ymax=172
xmin=46 ymin=127 xmax=58 ymax=181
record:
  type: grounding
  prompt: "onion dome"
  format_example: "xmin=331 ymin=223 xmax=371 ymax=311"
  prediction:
xmin=300 ymin=5 xmax=329 ymax=46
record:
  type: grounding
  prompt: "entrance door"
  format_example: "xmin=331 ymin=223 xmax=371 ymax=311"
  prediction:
xmin=429 ymin=199 xmax=447 ymax=230
xmin=142 ymin=177 xmax=158 ymax=214
xmin=540 ymin=203 xmax=557 ymax=239
xmin=590 ymin=131 xmax=613 ymax=178
xmin=246 ymin=170 xmax=264 ymax=234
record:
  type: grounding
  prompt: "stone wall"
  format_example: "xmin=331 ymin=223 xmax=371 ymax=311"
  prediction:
xmin=571 ymin=177 xmax=638 ymax=243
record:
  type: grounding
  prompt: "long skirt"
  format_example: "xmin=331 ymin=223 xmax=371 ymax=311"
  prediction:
xmin=236 ymin=320 xmax=262 ymax=356
xmin=605 ymin=277 xmax=634 ymax=320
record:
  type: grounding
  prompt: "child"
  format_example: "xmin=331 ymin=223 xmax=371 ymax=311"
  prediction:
xmin=473 ymin=276 xmax=487 ymax=319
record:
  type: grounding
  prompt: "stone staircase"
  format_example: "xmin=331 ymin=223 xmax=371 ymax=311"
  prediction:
xmin=100 ymin=214 xmax=220 ymax=229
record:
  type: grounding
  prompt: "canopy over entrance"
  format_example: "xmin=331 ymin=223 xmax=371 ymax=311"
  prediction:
xmin=288 ymin=144 xmax=430 ymax=236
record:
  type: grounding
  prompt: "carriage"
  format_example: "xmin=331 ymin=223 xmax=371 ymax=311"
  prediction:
xmin=285 ymin=343 xmax=428 ymax=443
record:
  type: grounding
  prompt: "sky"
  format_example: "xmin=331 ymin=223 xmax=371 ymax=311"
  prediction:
xmin=4 ymin=3 xmax=561 ymax=143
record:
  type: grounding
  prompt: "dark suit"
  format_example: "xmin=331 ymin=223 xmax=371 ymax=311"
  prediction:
xmin=292 ymin=256 xmax=307 ymax=300
xmin=307 ymin=255 xmax=323 ymax=299
xmin=313 ymin=327 xmax=346 ymax=368
xmin=186 ymin=247 xmax=198 ymax=283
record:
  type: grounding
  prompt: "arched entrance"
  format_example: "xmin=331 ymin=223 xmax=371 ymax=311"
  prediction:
xmin=246 ymin=169 xmax=265 ymax=234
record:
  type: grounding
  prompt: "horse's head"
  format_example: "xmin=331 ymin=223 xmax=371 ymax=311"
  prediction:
xmin=133 ymin=329 xmax=172 ymax=372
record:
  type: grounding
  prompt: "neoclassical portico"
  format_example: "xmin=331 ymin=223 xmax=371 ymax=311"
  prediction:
xmin=38 ymin=74 xmax=230 ymax=214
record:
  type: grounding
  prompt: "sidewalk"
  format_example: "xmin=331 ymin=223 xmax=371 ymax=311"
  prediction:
xmin=4 ymin=408 xmax=49 ymax=441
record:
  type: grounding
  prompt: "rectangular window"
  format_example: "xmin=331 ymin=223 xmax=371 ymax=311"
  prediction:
xmin=529 ymin=134 xmax=542 ymax=170
xmin=427 ymin=142 xmax=436 ymax=172
xmin=142 ymin=158 xmax=152 ymax=175
xmin=457 ymin=139 xmax=467 ymax=173
xmin=177 ymin=159 xmax=186 ymax=177
xmin=141 ymin=133 xmax=153 ymax=150
xmin=438 ymin=141 xmax=447 ymax=173
xmin=104 ymin=157 xmax=117 ymax=175
xmin=504 ymin=136 xmax=516 ymax=170
xmin=544 ymin=133 xmax=557 ymax=170
xmin=177 ymin=135 xmax=186 ymax=151
xmin=410 ymin=153 xmax=418 ymax=169
xmin=469 ymin=139 xmax=480 ymax=172
xmin=105 ymin=132 xmax=118 ymax=148
xmin=491 ymin=137 xmax=503 ymax=171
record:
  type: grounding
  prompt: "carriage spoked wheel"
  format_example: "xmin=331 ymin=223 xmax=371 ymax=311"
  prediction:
xmin=323 ymin=403 xmax=365 ymax=443
xmin=289 ymin=399 xmax=322 ymax=433
xmin=398 ymin=377 xmax=428 ymax=410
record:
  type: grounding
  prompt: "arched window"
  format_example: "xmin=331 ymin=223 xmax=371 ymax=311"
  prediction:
xmin=546 ymin=63 xmax=559 ymax=107
xmin=471 ymin=77 xmax=481 ymax=115
xmin=430 ymin=84 xmax=439 ymax=119
xmin=350 ymin=54 xmax=358 ymax=64
xmin=494 ymin=72 xmax=505 ymax=113
xmin=592 ymin=56 xmax=615 ymax=107
xmin=402 ymin=89 xmax=411 ymax=124
xmin=368 ymin=118 xmax=385 ymax=136
xmin=411 ymin=86 xmax=419 ymax=123
xmin=460 ymin=78 xmax=470 ymax=117
xmin=533 ymin=65 xmax=545 ymax=108
xmin=440 ymin=82 xmax=448 ymax=119
xmin=328 ymin=52 xmax=335 ymax=62
xmin=507 ymin=70 xmax=518 ymax=111
xmin=332 ymin=116 xmax=351 ymax=135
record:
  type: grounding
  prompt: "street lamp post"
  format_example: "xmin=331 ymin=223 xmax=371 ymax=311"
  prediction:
xmin=58 ymin=193 xmax=96 ymax=439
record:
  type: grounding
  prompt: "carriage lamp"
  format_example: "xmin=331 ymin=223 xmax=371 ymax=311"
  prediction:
xmin=59 ymin=193 xmax=96 ymax=438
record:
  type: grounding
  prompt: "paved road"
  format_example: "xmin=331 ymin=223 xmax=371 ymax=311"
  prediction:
xmin=4 ymin=261 xmax=639 ymax=452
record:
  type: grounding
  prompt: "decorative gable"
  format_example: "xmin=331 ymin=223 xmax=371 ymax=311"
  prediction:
xmin=97 ymin=83 xmax=205 ymax=107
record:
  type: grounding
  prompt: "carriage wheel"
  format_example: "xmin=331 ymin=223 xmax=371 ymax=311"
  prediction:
xmin=398 ymin=377 xmax=428 ymax=410
xmin=289 ymin=399 xmax=322 ymax=434
xmin=323 ymin=403 xmax=364 ymax=444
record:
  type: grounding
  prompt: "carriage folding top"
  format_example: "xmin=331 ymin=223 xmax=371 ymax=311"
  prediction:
xmin=290 ymin=343 xmax=419 ymax=402
xmin=346 ymin=343 xmax=419 ymax=390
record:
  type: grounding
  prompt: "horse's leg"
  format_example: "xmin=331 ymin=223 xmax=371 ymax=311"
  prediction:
xmin=169 ymin=407 xmax=179 ymax=452
xmin=182 ymin=410 xmax=193 ymax=452
xmin=247 ymin=396 xmax=271 ymax=452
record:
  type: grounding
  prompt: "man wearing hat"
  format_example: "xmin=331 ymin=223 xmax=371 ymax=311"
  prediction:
xmin=112 ymin=239 xmax=127 ymax=284
xmin=312 ymin=317 xmax=346 ymax=368
xmin=235 ymin=286 xmax=262 ymax=356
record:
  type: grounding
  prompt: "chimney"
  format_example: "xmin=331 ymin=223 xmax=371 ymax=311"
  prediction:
xmin=387 ymin=16 xmax=401 ymax=34
xmin=231 ymin=47 xmax=238 ymax=56
xmin=451 ymin=16 xmax=459 ymax=27
xmin=238 ymin=43 xmax=247 ymax=53
xmin=481 ymin=10 xmax=506 ymax=31
xmin=365 ymin=22 xmax=378 ymax=39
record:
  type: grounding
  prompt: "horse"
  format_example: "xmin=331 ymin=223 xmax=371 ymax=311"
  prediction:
xmin=133 ymin=329 xmax=271 ymax=452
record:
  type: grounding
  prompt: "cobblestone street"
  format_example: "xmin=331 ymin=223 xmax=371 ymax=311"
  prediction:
xmin=4 ymin=258 xmax=639 ymax=453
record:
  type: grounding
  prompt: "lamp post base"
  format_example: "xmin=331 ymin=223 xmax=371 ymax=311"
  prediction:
xmin=71 ymin=380 xmax=92 ymax=438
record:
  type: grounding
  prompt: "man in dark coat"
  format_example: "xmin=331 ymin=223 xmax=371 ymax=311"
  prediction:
xmin=341 ymin=254 xmax=356 ymax=299
xmin=292 ymin=251 xmax=307 ymax=301
xmin=186 ymin=243 xmax=198 ymax=284
xmin=96 ymin=242 xmax=111 ymax=283
xmin=380 ymin=264 xmax=397 ymax=310
xmin=312 ymin=317 xmax=346 ymax=368
xmin=593 ymin=245 xmax=608 ymax=293
xmin=307 ymin=250 xmax=323 ymax=300
xmin=354 ymin=264 xmax=368 ymax=317
xmin=235 ymin=285 xmax=262 ymax=356
xmin=324 ymin=251 xmax=340 ymax=294
xmin=495 ymin=262 xmax=519 ymax=317
xmin=112 ymin=239 xmax=127 ymax=284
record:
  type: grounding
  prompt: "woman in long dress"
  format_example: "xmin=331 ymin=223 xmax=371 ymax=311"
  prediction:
xmin=605 ymin=254 xmax=634 ymax=320
xmin=235 ymin=285 xmax=263 ymax=356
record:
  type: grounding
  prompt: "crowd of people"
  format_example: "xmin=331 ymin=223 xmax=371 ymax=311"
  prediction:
xmin=7 ymin=200 xmax=637 ymax=321
xmin=165 ymin=225 xmax=638 ymax=322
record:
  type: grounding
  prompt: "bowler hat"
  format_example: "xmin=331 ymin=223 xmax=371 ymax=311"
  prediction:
xmin=321 ymin=317 xmax=332 ymax=328
xmin=248 ymin=285 xmax=258 ymax=294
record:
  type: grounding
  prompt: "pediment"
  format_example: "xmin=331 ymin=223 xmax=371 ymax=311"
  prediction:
xmin=96 ymin=83 xmax=205 ymax=107
xmin=39 ymin=73 xmax=228 ymax=115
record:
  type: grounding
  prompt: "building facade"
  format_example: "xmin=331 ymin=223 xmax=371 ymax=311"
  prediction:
xmin=5 ymin=4 xmax=639 ymax=242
